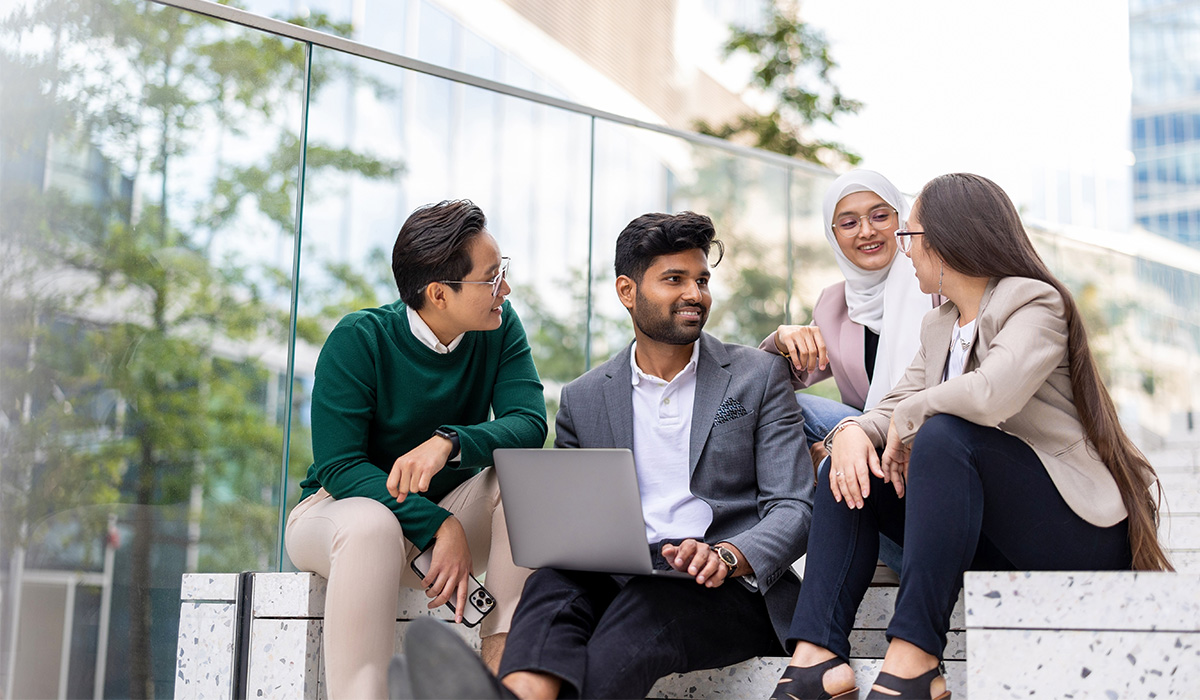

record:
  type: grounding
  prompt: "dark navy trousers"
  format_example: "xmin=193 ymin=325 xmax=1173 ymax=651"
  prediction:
xmin=499 ymin=547 xmax=782 ymax=699
xmin=787 ymin=414 xmax=1132 ymax=660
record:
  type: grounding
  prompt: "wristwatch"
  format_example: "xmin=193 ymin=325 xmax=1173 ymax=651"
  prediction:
xmin=711 ymin=544 xmax=738 ymax=577
xmin=433 ymin=427 xmax=460 ymax=461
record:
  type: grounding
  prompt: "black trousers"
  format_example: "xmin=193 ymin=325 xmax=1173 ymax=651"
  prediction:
xmin=499 ymin=555 xmax=783 ymax=699
xmin=787 ymin=414 xmax=1132 ymax=660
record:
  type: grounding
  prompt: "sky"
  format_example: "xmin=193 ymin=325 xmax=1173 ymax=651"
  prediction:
xmin=799 ymin=0 xmax=1133 ymax=229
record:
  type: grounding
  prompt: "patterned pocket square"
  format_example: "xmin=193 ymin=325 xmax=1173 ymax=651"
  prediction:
xmin=713 ymin=397 xmax=749 ymax=426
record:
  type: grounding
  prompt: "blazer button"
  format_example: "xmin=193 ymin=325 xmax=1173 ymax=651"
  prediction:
xmin=906 ymin=421 xmax=914 ymax=431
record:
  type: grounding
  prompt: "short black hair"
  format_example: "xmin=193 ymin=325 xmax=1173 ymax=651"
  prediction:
xmin=392 ymin=200 xmax=486 ymax=310
xmin=613 ymin=211 xmax=723 ymax=282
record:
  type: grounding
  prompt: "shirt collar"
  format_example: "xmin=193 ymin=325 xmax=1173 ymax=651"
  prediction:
xmin=406 ymin=305 xmax=465 ymax=354
xmin=630 ymin=337 xmax=701 ymax=386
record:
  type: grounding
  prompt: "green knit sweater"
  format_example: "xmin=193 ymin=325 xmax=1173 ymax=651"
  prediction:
xmin=299 ymin=299 xmax=547 ymax=549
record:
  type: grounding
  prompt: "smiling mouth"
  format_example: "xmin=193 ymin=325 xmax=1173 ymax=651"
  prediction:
xmin=675 ymin=307 xmax=704 ymax=319
xmin=859 ymin=242 xmax=884 ymax=253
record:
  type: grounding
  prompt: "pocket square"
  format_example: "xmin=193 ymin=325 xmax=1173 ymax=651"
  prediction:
xmin=713 ymin=397 xmax=749 ymax=426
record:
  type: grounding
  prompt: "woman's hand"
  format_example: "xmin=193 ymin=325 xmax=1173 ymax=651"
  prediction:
xmin=387 ymin=435 xmax=454 ymax=503
xmin=773 ymin=324 xmax=828 ymax=374
xmin=881 ymin=419 xmax=910 ymax=498
xmin=421 ymin=516 xmax=474 ymax=623
xmin=828 ymin=423 xmax=885 ymax=509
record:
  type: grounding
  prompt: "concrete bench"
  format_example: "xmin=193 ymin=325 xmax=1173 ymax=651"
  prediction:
xmin=175 ymin=572 xmax=477 ymax=699
xmin=648 ymin=585 xmax=967 ymax=699
xmin=175 ymin=571 xmax=940 ymax=699
xmin=964 ymin=570 xmax=1200 ymax=698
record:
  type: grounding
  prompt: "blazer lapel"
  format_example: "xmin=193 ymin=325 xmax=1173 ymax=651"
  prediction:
xmin=688 ymin=334 xmax=732 ymax=475
xmin=604 ymin=343 xmax=636 ymax=450
xmin=925 ymin=306 xmax=957 ymax=384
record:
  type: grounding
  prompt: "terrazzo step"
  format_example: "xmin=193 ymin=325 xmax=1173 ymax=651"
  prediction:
xmin=964 ymin=571 xmax=1200 ymax=698
xmin=649 ymin=658 xmax=966 ymax=699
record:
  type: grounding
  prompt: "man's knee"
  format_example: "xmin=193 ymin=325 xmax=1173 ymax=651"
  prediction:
xmin=333 ymin=497 xmax=405 ymax=550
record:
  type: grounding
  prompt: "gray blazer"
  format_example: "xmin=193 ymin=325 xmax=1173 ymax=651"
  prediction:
xmin=856 ymin=277 xmax=1126 ymax=527
xmin=555 ymin=332 xmax=814 ymax=645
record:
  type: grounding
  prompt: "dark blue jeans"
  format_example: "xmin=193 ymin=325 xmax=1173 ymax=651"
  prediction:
xmin=787 ymin=414 xmax=1132 ymax=660
xmin=499 ymin=558 xmax=782 ymax=699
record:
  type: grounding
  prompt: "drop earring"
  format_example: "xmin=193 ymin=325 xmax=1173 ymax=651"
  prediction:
xmin=938 ymin=262 xmax=944 ymax=296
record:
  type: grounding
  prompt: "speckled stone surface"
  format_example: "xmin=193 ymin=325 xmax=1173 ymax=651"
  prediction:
xmin=1161 ymin=514 xmax=1200 ymax=550
xmin=648 ymin=657 xmax=966 ymax=699
xmin=246 ymin=618 xmax=322 ymax=700
xmin=175 ymin=601 xmax=237 ymax=699
xmin=966 ymin=571 xmax=1200 ymax=699
xmin=180 ymin=573 xmax=238 ymax=602
xmin=968 ymin=629 xmax=1199 ymax=698
xmin=965 ymin=571 xmax=1200 ymax=631
xmin=853 ymin=586 xmax=966 ymax=630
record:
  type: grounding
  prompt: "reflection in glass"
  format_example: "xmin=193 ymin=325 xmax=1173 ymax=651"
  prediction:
xmin=1 ymin=1 xmax=309 ymax=695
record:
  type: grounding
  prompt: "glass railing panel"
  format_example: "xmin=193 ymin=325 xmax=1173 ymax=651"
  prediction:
xmin=0 ymin=1 xmax=306 ymax=696
xmin=288 ymin=45 xmax=593 ymax=519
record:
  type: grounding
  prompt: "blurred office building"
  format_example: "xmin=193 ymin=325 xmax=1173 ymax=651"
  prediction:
xmin=1130 ymin=0 xmax=1200 ymax=246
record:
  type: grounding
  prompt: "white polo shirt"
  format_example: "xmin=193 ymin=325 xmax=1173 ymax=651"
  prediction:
xmin=629 ymin=339 xmax=713 ymax=542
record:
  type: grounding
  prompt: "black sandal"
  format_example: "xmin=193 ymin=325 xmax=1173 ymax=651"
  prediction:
xmin=771 ymin=657 xmax=857 ymax=700
xmin=865 ymin=665 xmax=951 ymax=699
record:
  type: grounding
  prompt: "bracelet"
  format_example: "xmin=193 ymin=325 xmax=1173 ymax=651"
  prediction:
xmin=822 ymin=421 xmax=854 ymax=453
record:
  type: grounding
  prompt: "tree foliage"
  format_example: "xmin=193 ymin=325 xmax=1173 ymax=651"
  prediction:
xmin=695 ymin=1 xmax=862 ymax=167
xmin=1 ymin=0 xmax=397 ymax=695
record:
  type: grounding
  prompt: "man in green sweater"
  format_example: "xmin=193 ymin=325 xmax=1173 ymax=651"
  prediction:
xmin=285 ymin=200 xmax=548 ymax=699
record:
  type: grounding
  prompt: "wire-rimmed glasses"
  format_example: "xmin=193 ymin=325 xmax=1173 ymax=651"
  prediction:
xmin=894 ymin=229 xmax=925 ymax=254
xmin=439 ymin=257 xmax=510 ymax=297
xmin=832 ymin=207 xmax=898 ymax=237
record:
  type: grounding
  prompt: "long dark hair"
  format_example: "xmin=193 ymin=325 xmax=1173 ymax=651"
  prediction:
xmin=917 ymin=173 xmax=1172 ymax=572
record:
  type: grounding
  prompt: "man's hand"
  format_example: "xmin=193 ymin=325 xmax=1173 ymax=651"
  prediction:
xmin=773 ymin=324 xmax=828 ymax=373
xmin=387 ymin=435 xmax=455 ymax=503
xmin=880 ymin=419 xmax=910 ymax=498
xmin=420 ymin=516 xmax=473 ymax=623
xmin=828 ymin=423 xmax=885 ymax=509
xmin=661 ymin=539 xmax=742 ymax=588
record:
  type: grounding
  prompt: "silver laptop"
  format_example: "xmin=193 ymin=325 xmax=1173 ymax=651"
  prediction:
xmin=493 ymin=448 xmax=692 ymax=578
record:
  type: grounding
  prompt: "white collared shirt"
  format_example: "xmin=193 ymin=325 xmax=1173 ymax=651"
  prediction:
xmin=945 ymin=318 xmax=977 ymax=381
xmin=629 ymin=339 xmax=713 ymax=542
xmin=407 ymin=306 xmax=465 ymax=354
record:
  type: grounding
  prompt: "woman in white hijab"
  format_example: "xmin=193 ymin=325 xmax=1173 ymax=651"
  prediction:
xmin=760 ymin=169 xmax=938 ymax=465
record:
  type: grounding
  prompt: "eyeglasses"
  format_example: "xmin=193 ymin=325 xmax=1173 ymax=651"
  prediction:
xmin=894 ymin=229 xmax=925 ymax=254
xmin=832 ymin=207 xmax=897 ymax=237
xmin=439 ymin=257 xmax=510 ymax=297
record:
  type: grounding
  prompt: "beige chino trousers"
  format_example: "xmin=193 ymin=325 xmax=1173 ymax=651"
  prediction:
xmin=285 ymin=468 xmax=529 ymax=700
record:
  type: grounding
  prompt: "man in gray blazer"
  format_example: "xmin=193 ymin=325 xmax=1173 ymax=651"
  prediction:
xmin=396 ymin=211 xmax=814 ymax=700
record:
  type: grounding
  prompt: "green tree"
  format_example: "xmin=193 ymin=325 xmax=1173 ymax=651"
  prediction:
xmin=1 ymin=1 xmax=397 ymax=695
xmin=695 ymin=0 xmax=862 ymax=167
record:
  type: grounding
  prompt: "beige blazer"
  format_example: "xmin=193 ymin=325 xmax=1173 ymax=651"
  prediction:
xmin=854 ymin=276 xmax=1126 ymax=527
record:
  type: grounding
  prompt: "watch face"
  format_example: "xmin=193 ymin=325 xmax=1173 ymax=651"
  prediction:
xmin=716 ymin=546 xmax=736 ymax=568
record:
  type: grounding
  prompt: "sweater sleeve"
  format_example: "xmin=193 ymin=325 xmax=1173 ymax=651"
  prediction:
xmin=308 ymin=321 xmax=452 ymax=549
xmin=445 ymin=305 xmax=548 ymax=467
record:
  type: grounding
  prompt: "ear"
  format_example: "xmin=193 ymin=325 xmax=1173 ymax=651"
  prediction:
xmin=425 ymin=282 xmax=450 ymax=310
xmin=615 ymin=275 xmax=636 ymax=311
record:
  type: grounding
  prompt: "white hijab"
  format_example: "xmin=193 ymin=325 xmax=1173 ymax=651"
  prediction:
xmin=822 ymin=169 xmax=932 ymax=409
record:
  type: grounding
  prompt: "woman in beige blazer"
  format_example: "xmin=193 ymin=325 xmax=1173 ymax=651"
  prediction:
xmin=771 ymin=173 xmax=1171 ymax=700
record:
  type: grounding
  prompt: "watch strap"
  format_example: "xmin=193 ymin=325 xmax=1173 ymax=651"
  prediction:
xmin=434 ymin=428 xmax=460 ymax=461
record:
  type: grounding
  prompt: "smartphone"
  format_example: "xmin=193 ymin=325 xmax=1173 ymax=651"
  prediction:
xmin=410 ymin=541 xmax=496 ymax=628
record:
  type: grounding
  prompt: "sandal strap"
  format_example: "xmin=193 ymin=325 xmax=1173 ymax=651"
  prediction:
xmin=772 ymin=657 xmax=853 ymax=700
xmin=868 ymin=666 xmax=943 ymax=699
